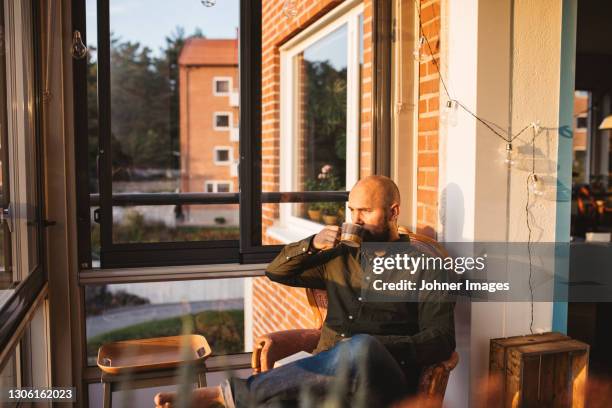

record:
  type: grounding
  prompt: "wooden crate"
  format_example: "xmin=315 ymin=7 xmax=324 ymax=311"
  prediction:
xmin=489 ymin=332 xmax=570 ymax=407
xmin=505 ymin=339 xmax=589 ymax=407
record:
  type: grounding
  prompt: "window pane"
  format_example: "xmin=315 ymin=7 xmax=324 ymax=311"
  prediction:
xmin=297 ymin=25 xmax=348 ymax=190
xmin=85 ymin=278 xmax=250 ymax=365
xmin=111 ymin=205 xmax=239 ymax=243
xmin=261 ymin=8 xmax=366 ymax=245
xmin=99 ymin=0 xmax=239 ymax=243
xmin=216 ymin=149 xmax=229 ymax=162
xmin=215 ymin=114 xmax=230 ymax=128
xmin=215 ymin=80 xmax=229 ymax=93
xmin=217 ymin=183 xmax=230 ymax=193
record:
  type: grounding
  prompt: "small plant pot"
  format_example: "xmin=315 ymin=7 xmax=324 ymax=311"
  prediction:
xmin=323 ymin=215 xmax=338 ymax=226
xmin=307 ymin=209 xmax=322 ymax=221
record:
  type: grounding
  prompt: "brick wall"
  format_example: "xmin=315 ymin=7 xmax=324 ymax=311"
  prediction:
xmin=253 ymin=0 xmax=374 ymax=343
xmin=416 ymin=0 xmax=441 ymax=238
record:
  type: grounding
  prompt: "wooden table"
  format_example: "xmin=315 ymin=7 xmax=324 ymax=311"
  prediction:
xmin=97 ymin=335 xmax=212 ymax=408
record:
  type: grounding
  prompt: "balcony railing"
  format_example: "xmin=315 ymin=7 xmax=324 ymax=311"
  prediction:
xmin=89 ymin=191 xmax=349 ymax=206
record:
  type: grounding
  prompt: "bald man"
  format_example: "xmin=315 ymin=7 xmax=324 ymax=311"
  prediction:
xmin=155 ymin=176 xmax=455 ymax=408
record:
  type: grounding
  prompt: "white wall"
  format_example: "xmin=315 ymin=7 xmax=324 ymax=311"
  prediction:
xmin=440 ymin=0 xmax=565 ymax=406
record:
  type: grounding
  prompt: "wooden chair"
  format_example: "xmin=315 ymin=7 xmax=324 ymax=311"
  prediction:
xmin=252 ymin=229 xmax=459 ymax=407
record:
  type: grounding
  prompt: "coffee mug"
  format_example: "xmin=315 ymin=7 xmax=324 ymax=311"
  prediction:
xmin=340 ymin=222 xmax=365 ymax=247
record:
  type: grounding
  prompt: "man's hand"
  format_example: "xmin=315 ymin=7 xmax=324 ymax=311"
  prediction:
xmin=312 ymin=226 xmax=340 ymax=250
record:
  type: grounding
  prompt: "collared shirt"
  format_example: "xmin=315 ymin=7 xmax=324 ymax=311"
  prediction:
xmin=265 ymin=234 xmax=456 ymax=372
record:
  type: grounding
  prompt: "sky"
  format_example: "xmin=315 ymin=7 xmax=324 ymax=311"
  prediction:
xmin=85 ymin=0 xmax=349 ymax=70
xmin=86 ymin=0 xmax=240 ymax=56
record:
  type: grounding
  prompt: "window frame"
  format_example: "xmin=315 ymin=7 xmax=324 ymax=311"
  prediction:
xmin=0 ymin=0 xmax=48 ymax=378
xmin=276 ymin=4 xmax=363 ymax=240
xmin=75 ymin=0 xmax=384 ymax=268
xmin=213 ymin=111 xmax=232 ymax=131
xmin=213 ymin=76 xmax=232 ymax=96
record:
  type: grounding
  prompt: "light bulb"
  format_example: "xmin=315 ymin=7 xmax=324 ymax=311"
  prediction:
xmin=504 ymin=143 xmax=517 ymax=166
xmin=283 ymin=0 xmax=298 ymax=18
xmin=529 ymin=174 xmax=545 ymax=196
xmin=413 ymin=36 xmax=429 ymax=62
xmin=441 ymin=100 xmax=458 ymax=127
xmin=71 ymin=31 xmax=87 ymax=60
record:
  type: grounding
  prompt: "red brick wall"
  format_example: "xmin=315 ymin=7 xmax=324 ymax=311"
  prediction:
xmin=416 ymin=0 xmax=441 ymax=238
xmin=253 ymin=0 xmax=374 ymax=343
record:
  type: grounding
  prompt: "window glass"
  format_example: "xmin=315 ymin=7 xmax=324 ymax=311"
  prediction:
xmin=217 ymin=183 xmax=231 ymax=193
xmin=85 ymin=278 xmax=251 ymax=365
xmin=215 ymin=114 xmax=230 ymax=128
xmin=215 ymin=149 xmax=230 ymax=163
xmin=261 ymin=7 xmax=365 ymax=245
xmin=87 ymin=0 xmax=240 ymax=245
xmin=215 ymin=79 xmax=230 ymax=94
xmin=109 ymin=204 xmax=239 ymax=243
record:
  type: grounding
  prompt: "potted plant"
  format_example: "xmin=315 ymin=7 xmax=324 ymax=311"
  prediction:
xmin=307 ymin=203 xmax=322 ymax=221
xmin=304 ymin=164 xmax=345 ymax=224
xmin=320 ymin=202 xmax=342 ymax=225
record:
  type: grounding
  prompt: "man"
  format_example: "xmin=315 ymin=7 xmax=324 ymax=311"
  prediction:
xmin=155 ymin=176 xmax=455 ymax=407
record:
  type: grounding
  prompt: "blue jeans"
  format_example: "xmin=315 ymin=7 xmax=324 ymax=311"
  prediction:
xmin=231 ymin=334 xmax=411 ymax=408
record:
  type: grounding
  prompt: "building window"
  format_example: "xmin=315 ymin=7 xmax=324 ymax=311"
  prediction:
xmin=214 ymin=147 xmax=232 ymax=165
xmin=213 ymin=77 xmax=232 ymax=96
xmin=576 ymin=116 xmax=588 ymax=129
xmin=214 ymin=112 xmax=232 ymax=130
xmin=205 ymin=180 xmax=233 ymax=193
xmin=274 ymin=4 xmax=363 ymax=240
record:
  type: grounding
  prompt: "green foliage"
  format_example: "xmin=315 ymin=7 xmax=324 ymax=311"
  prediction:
xmin=87 ymin=27 xmax=205 ymax=185
xmin=303 ymin=60 xmax=348 ymax=184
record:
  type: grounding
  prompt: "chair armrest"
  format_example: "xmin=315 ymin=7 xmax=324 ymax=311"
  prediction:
xmin=418 ymin=351 xmax=460 ymax=398
xmin=251 ymin=329 xmax=321 ymax=373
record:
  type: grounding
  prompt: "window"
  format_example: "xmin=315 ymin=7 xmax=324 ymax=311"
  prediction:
xmin=270 ymin=4 xmax=363 ymax=241
xmin=217 ymin=182 xmax=231 ymax=193
xmin=576 ymin=116 xmax=588 ymax=129
xmin=214 ymin=147 xmax=232 ymax=165
xmin=76 ymin=0 xmax=382 ymax=266
xmin=0 ymin=0 xmax=49 ymax=392
xmin=213 ymin=77 xmax=232 ymax=95
xmin=205 ymin=181 xmax=233 ymax=193
xmin=214 ymin=112 xmax=231 ymax=130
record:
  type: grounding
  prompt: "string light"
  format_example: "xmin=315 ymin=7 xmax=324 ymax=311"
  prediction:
xmin=504 ymin=143 xmax=517 ymax=166
xmin=528 ymin=174 xmax=545 ymax=196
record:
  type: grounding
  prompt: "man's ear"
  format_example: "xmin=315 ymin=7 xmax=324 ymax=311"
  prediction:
xmin=390 ymin=203 xmax=400 ymax=221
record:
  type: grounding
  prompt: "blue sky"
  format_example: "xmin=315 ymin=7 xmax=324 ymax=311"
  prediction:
xmin=85 ymin=0 xmax=349 ymax=69
xmin=86 ymin=0 xmax=239 ymax=56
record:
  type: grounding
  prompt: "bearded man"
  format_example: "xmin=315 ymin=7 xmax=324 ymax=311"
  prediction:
xmin=155 ymin=175 xmax=455 ymax=408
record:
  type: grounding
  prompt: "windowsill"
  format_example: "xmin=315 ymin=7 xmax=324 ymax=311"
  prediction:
xmin=267 ymin=221 xmax=320 ymax=244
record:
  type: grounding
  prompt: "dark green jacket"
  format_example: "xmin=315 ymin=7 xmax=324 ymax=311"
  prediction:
xmin=265 ymin=234 xmax=456 ymax=372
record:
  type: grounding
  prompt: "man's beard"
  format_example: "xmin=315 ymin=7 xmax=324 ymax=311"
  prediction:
xmin=363 ymin=214 xmax=392 ymax=242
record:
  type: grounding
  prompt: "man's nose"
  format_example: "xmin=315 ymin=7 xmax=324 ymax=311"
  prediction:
xmin=353 ymin=212 xmax=364 ymax=224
